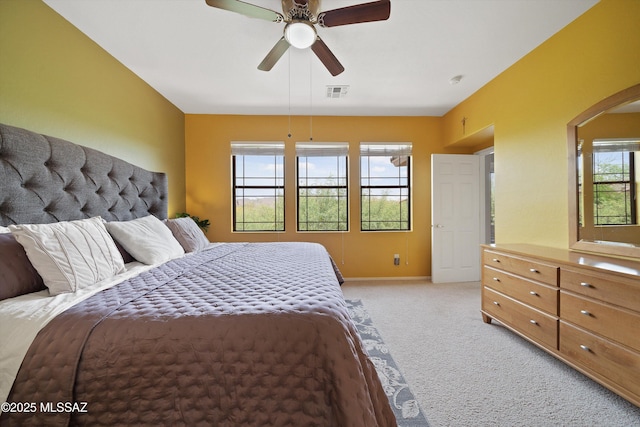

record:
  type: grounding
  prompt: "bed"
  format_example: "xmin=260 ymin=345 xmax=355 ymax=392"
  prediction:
xmin=0 ymin=123 xmax=396 ymax=426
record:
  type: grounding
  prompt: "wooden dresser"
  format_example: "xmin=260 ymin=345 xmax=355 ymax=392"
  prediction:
xmin=481 ymin=244 xmax=640 ymax=407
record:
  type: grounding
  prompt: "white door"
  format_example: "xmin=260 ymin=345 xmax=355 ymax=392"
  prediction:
xmin=431 ymin=154 xmax=481 ymax=283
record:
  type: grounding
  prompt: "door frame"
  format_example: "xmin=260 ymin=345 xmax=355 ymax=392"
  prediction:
xmin=476 ymin=147 xmax=495 ymax=245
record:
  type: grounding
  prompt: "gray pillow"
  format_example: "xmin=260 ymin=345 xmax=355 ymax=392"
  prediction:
xmin=164 ymin=217 xmax=210 ymax=253
xmin=0 ymin=233 xmax=45 ymax=300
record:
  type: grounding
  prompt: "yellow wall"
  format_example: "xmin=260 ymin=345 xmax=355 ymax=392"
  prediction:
xmin=442 ymin=0 xmax=640 ymax=249
xmin=4 ymin=0 xmax=638 ymax=277
xmin=185 ymin=115 xmax=472 ymax=278
xmin=0 ymin=0 xmax=186 ymax=215
xmin=186 ymin=0 xmax=640 ymax=277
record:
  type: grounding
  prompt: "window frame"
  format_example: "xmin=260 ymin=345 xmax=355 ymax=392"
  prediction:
xmin=360 ymin=142 xmax=413 ymax=232
xmin=296 ymin=142 xmax=350 ymax=232
xmin=592 ymin=149 xmax=636 ymax=225
xmin=231 ymin=142 xmax=285 ymax=232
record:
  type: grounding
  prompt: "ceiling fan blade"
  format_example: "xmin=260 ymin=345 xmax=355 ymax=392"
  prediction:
xmin=318 ymin=0 xmax=390 ymax=27
xmin=205 ymin=0 xmax=283 ymax=22
xmin=258 ymin=37 xmax=290 ymax=71
xmin=311 ymin=37 xmax=344 ymax=76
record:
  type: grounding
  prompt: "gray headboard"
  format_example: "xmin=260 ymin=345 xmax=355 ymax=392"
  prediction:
xmin=0 ymin=123 xmax=168 ymax=226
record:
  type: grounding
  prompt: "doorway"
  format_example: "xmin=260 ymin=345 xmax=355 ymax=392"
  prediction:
xmin=477 ymin=147 xmax=495 ymax=245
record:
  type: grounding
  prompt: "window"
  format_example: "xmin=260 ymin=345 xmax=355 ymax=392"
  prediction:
xmin=592 ymin=139 xmax=638 ymax=225
xmin=360 ymin=143 xmax=412 ymax=231
xmin=296 ymin=142 xmax=349 ymax=231
xmin=231 ymin=142 xmax=284 ymax=231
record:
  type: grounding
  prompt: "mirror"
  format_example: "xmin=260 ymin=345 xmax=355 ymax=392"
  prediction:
xmin=568 ymin=83 xmax=640 ymax=258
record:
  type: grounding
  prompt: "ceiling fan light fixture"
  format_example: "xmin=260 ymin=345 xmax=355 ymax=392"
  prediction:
xmin=284 ymin=21 xmax=317 ymax=49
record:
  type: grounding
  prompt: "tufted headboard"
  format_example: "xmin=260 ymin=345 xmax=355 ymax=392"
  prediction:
xmin=0 ymin=123 xmax=168 ymax=226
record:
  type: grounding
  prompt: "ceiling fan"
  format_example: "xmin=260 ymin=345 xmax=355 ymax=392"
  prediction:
xmin=204 ymin=0 xmax=391 ymax=76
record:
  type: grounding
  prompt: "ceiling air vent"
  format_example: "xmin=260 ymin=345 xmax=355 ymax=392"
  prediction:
xmin=326 ymin=85 xmax=349 ymax=99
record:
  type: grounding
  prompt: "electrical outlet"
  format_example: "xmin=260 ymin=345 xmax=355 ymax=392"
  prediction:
xmin=394 ymin=254 xmax=400 ymax=266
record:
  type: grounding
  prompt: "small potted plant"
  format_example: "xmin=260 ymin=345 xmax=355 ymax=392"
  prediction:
xmin=175 ymin=212 xmax=210 ymax=232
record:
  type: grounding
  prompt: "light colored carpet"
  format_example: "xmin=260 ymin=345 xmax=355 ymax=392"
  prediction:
xmin=341 ymin=280 xmax=640 ymax=427
xmin=346 ymin=299 xmax=429 ymax=426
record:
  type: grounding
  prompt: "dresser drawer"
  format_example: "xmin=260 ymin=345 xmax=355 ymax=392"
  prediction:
xmin=560 ymin=321 xmax=640 ymax=401
xmin=483 ymin=250 xmax=559 ymax=286
xmin=483 ymin=287 xmax=558 ymax=349
xmin=483 ymin=266 xmax=558 ymax=315
xmin=561 ymin=267 xmax=640 ymax=313
xmin=560 ymin=291 xmax=640 ymax=352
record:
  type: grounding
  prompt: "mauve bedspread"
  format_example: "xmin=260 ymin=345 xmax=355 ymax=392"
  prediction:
xmin=1 ymin=242 xmax=396 ymax=427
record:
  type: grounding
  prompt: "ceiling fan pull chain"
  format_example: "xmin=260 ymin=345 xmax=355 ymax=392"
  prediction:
xmin=309 ymin=52 xmax=313 ymax=141
xmin=288 ymin=49 xmax=292 ymax=138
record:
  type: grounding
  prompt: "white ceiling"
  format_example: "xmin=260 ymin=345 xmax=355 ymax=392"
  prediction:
xmin=43 ymin=0 xmax=598 ymax=117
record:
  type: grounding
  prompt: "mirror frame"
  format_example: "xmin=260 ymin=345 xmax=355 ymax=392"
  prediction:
xmin=568 ymin=83 xmax=640 ymax=259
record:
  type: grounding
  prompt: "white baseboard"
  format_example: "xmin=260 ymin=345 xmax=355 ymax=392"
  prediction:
xmin=343 ymin=276 xmax=430 ymax=282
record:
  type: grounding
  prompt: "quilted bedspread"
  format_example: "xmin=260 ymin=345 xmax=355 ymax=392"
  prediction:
xmin=1 ymin=242 xmax=396 ymax=427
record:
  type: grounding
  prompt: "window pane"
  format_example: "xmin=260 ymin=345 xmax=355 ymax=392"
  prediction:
xmin=298 ymin=193 xmax=348 ymax=231
xmin=594 ymin=182 xmax=632 ymax=225
xmin=299 ymin=156 xmax=347 ymax=183
xmin=361 ymin=192 xmax=409 ymax=230
xmin=360 ymin=156 xmax=407 ymax=185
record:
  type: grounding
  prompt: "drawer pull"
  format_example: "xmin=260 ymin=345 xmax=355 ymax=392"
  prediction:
xmin=529 ymin=268 xmax=539 ymax=273
xmin=492 ymin=277 xmax=500 ymax=282
xmin=580 ymin=344 xmax=591 ymax=352
xmin=492 ymin=258 xmax=500 ymax=263
xmin=580 ymin=310 xmax=592 ymax=316
xmin=580 ymin=282 xmax=592 ymax=288
xmin=529 ymin=291 xmax=538 ymax=296
xmin=493 ymin=301 xmax=500 ymax=306
xmin=529 ymin=319 xmax=538 ymax=325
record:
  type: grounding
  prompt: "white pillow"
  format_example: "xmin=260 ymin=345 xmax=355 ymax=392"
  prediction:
xmin=9 ymin=217 xmax=125 ymax=296
xmin=164 ymin=217 xmax=210 ymax=253
xmin=0 ymin=226 xmax=11 ymax=233
xmin=106 ymin=215 xmax=184 ymax=265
